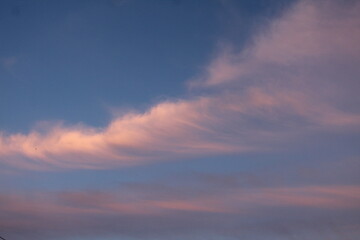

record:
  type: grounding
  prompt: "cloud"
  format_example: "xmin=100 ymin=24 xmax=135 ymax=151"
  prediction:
xmin=1 ymin=89 xmax=358 ymax=170
xmin=1 ymin=0 xmax=360 ymax=170
xmin=0 ymin=97 xmax=251 ymax=170
xmin=192 ymin=0 xmax=360 ymax=87
xmin=1 ymin=183 xmax=359 ymax=240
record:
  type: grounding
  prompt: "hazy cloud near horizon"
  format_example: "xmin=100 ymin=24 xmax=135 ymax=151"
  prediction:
xmin=1 ymin=175 xmax=359 ymax=240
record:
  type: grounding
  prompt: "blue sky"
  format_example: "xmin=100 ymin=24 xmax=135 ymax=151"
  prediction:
xmin=1 ymin=0 xmax=360 ymax=240
xmin=0 ymin=0 xmax=291 ymax=132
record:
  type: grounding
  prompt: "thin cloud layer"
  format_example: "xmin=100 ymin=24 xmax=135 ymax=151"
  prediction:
xmin=1 ymin=183 xmax=359 ymax=240
xmin=1 ymin=0 xmax=360 ymax=170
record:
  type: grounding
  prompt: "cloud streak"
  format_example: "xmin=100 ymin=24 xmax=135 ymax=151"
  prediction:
xmin=1 ymin=183 xmax=359 ymax=240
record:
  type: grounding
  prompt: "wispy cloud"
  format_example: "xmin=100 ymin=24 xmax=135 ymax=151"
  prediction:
xmin=1 ymin=0 xmax=359 ymax=170
xmin=191 ymin=0 xmax=360 ymax=87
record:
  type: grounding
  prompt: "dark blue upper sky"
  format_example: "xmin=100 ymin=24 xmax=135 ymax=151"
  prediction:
xmin=0 ymin=0 xmax=293 ymax=132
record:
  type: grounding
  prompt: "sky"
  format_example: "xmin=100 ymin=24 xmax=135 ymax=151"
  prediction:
xmin=0 ymin=0 xmax=359 ymax=239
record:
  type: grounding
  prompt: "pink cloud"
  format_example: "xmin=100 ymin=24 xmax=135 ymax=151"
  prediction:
xmin=195 ymin=0 xmax=360 ymax=87
xmin=1 ymin=185 xmax=359 ymax=217
xmin=1 ymin=183 xmax=359 ymax=239
xmin=1 ymin=0 xmax=359 ymax=170
xmin=1 ymin=85 xmax=358 ymax=170
xmin=0 ymin=185 xmax=359 ymax=228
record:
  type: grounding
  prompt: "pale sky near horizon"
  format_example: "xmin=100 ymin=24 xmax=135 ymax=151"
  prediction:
xmin=1 ymin=0 xmax=360 ymax=240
